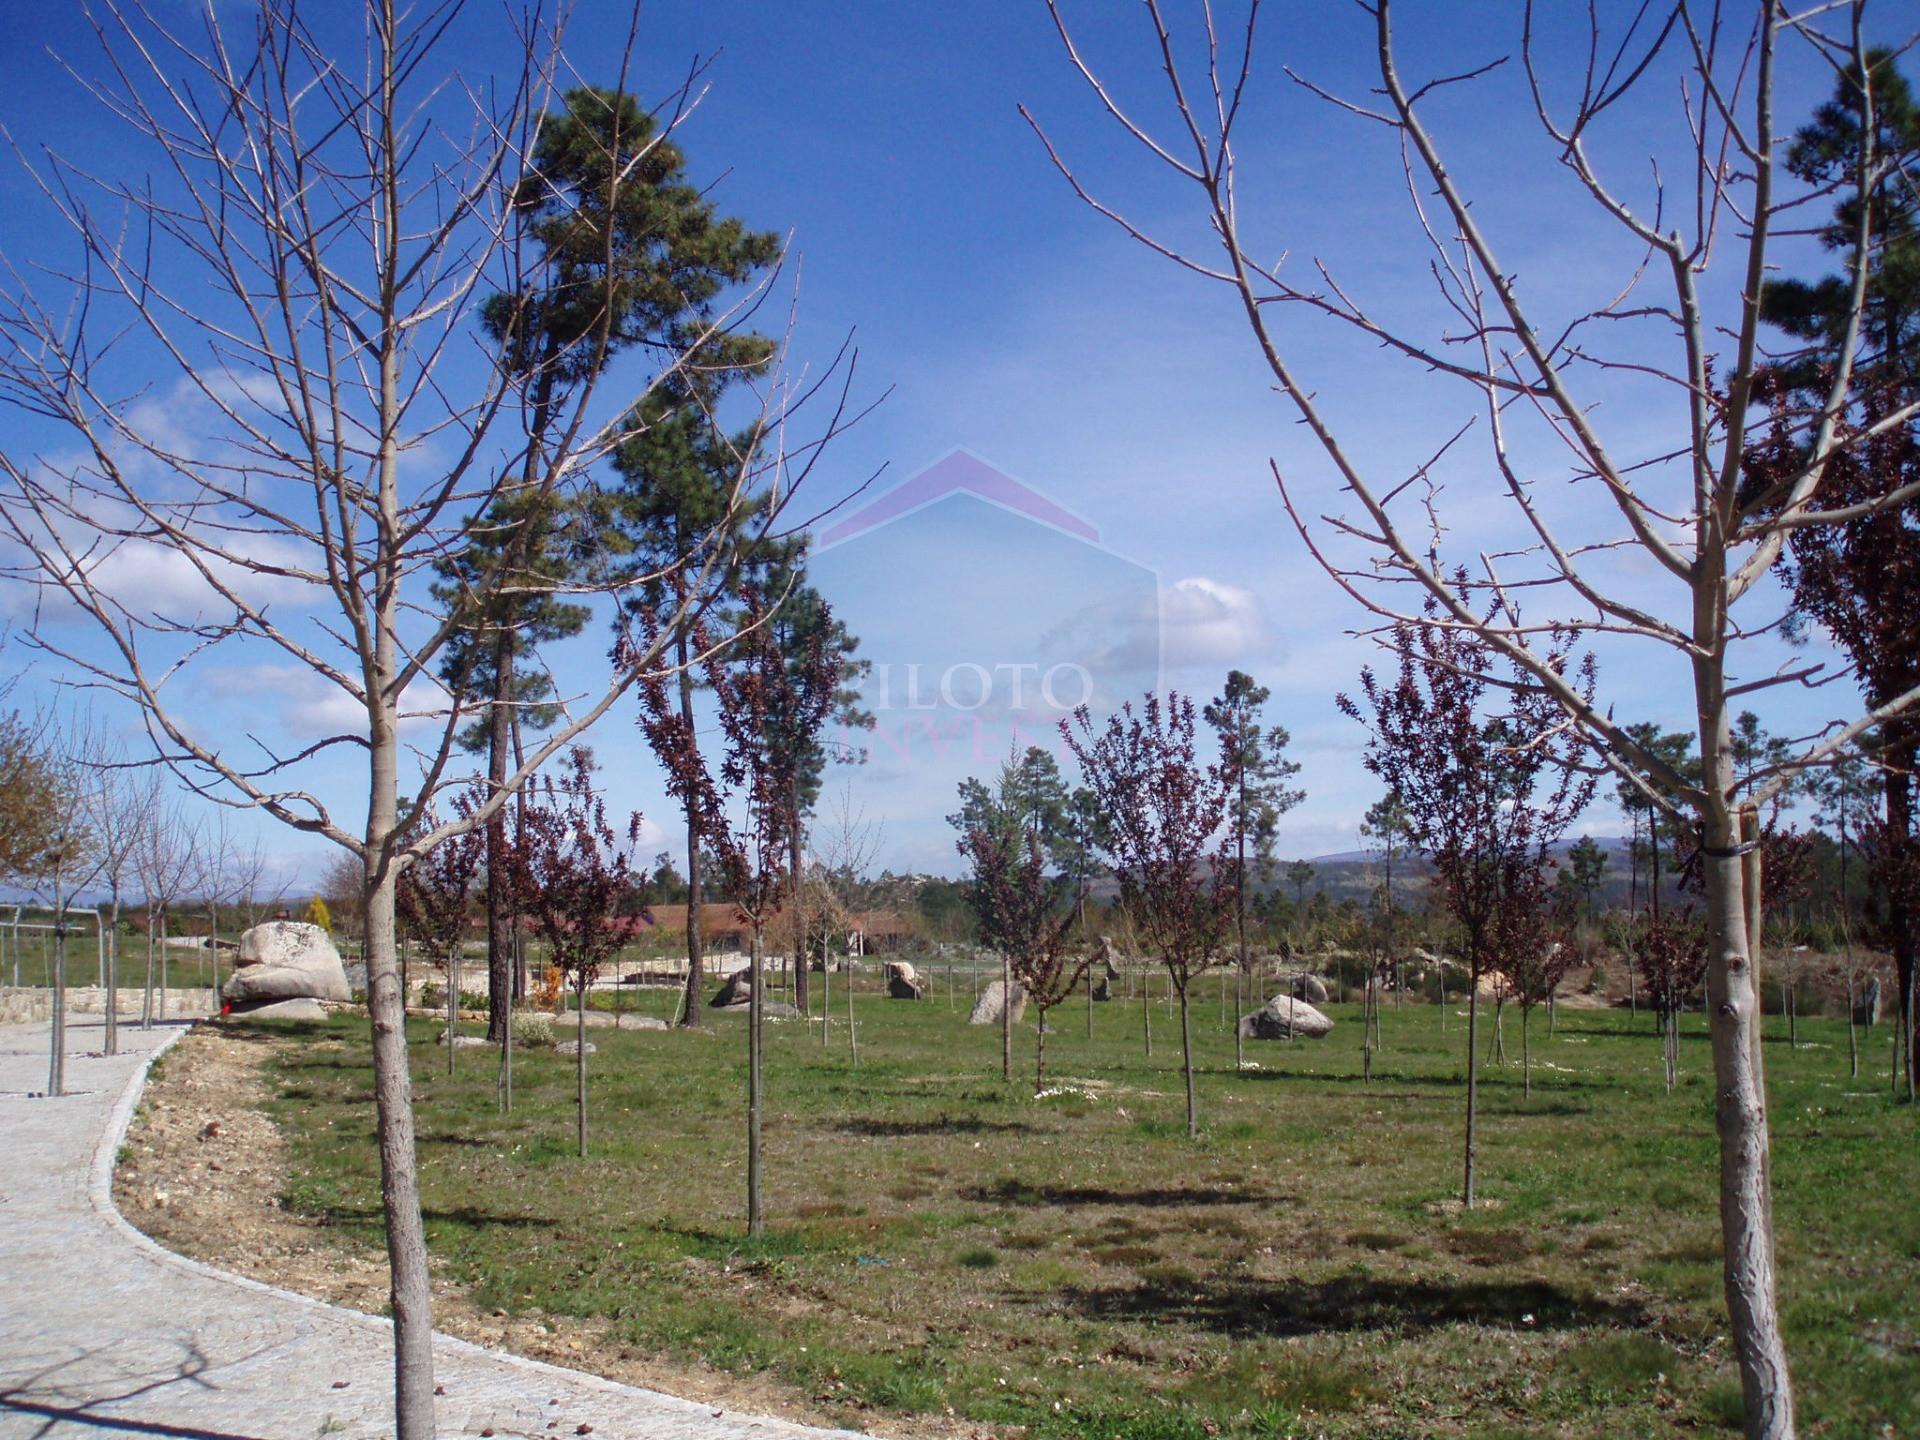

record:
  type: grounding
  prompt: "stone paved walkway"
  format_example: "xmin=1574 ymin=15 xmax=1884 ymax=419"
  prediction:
xmin=0 ymin=1020 xmax=863 ymax=1440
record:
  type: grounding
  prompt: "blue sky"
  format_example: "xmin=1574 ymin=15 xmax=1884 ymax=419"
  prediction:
xmin=0 ymin=2 xmax=1893 ymax=888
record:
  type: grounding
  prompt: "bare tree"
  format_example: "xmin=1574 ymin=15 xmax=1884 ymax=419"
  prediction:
xmin=72 ymin=720 xmax=157 ymax=1056
xmin=132 ymin=794 xmax=202 ymax=1027
xmin=1027 ymin=6 xmax=1917 ymax=1431
xmin=25 ymin=719 xmax=104 ymax=1095
xmin=812 ymin=783 xmax=882 ymax=1062
xmin=0 ymin=5 xmax=856 ymax=1432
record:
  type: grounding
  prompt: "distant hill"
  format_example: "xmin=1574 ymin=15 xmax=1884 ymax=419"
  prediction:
xmin=1284 ymin=836 xmax=1658 ymax=911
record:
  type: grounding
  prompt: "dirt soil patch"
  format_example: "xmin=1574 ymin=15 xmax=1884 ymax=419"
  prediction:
xmin=114 ymin=1023 xmax=972 ymax=1440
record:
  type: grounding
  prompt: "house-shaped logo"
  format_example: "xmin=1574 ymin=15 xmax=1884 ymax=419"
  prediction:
xmin=811 ymin=450 xmax=1161 ymax=769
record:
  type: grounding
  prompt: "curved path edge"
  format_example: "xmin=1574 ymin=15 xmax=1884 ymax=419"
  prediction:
xmin=0 ymin=1020 xmax=866 ymax=1440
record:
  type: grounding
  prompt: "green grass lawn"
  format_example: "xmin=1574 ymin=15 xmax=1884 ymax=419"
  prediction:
xmin=4 ymin=932 xmax=226 ymax=994
xmin=248 ymin=980 xmax=1919 ymax=1440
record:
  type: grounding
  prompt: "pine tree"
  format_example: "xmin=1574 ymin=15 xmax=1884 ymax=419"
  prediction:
xmin=1205 ymin=670 xmax=1304 ymax=1061
xmin=440 ymin=85 xmax=779 ymax=1045
xmin=1761 ymin=51 xmax=1920 ymax=1095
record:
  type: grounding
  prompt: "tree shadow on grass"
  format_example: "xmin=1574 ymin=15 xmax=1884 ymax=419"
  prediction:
xmin=836 ymin=1115 xmax=1037 ymax=1138
xmin=302 ymin=1201 xmax=546 ymax=1231
xmin=1057 ymin=1272 xmax=1646 ymax=1338
xmin=962 ymin=1178 xmax=1271 ymax=1208
xmin=1233 ymin=1066 xmax=1603 ymax=1096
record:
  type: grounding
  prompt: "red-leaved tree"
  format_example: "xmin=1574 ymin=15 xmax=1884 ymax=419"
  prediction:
xmin=1487 ymin=875 xmax=1573 ymax=1099
xmin=1063 ymin=693 xmax=1231 ymax=1138
xmin=959 ymin=825 xmax=1090 ymax=1093
xmin=638 ymin=588 xmax=841 ymax=1234
xmin=510 ymin=748 xmax=645 ymax=1158
xmin=1634 ymin=911 xmax=1712 ymax=1092
xmin=397 ymin=790 xmax=487 ymax=1077
xmin=1339 ymin=588 xmax=1594 ymax=1204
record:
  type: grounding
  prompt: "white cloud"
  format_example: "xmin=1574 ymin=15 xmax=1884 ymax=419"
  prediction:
xmin=206 ymin=663 xmax=450 ymax=744
xmin=1158 ymin=575 xmax=1271 ymax=671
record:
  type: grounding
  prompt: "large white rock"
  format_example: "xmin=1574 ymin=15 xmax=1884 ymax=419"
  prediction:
xmin=223 ymin=921 xmax=351 ymax=1005
xmin=968 ymin=978 xmax=1026 ymax=1027
xmin=1238 ymin=995 xmax=1335 ymax=1040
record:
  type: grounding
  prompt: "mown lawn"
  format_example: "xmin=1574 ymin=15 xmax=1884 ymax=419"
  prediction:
xmin=251 ymin=978 xmax=1919 ymax=1440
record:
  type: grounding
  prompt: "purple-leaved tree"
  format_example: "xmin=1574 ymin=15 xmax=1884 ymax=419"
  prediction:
xmin=1063 ymin=693 xmax=1232 ymax=1138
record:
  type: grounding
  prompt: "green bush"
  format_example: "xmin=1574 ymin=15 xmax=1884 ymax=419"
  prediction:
xmin=513 ymin=1011 xmax=556 ymax=1047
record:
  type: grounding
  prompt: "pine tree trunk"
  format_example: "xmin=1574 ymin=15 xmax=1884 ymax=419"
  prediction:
xmin=747 ymin=928 xmax=765 ymax=1236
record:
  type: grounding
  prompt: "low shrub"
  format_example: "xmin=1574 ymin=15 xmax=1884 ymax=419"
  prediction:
xmin=513 ymin=1011 xmax=556 ymax=1047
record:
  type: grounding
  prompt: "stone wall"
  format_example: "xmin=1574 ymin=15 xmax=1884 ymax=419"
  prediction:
xmin=0 ymin=987 xmax=220 ymax=1026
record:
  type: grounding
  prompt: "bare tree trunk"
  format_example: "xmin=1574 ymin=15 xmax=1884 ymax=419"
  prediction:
xmin=847 ymin=950 xmax=857 ymax=1067
xmin=1035 ymin=1011 xmax=1047 ymax=1095
xmin=1362 ymin=962 xmax=1374 ymax=1083
xmin=1521 ymin=1005 xmax=1531 ymax=1098
xmin=1142 ymin=967 xmax=1152 ymax=1058
xmin=1178 ymin=978 xmax=1197 ymax=1139
xmin=678 ymin=653 xmax=705 ymax=1030
xmin=1896 ymin=963 xmax=1912 ymax=1113
xmin=1001 ymin=952 xmax=1012 ymax=1083
xmin=498 ymin=996 xmax=513 ymax=1115
xmin=820 ymin=952 xmax=830 ymax=1046
xmin=105 ymin=891 xmax=121 ymax=1057
xmin=575 ymin=983 xmax=587 ymax=1158
xmin=1845 ymin=965 xmax=1858 ymax=1079
xmin=789 ymin=793 xmax=809 ymax=1016
xmin=1463 ymin=956 xmax=1480 ymax=1209
xmin=141 ymin=911 xmax=155 ymax=1029
xmin=747 ymin=927 xmax=764 ymax=1236
xmin=48 ymin=882 xmax=67 ymax=1097
xmin=484 ymin=640 xmax=513 ymax=1045
xmin=1702 ymin=806 xmax=1794 ymax=1440
xmin=362 ymin=852 xmax=436 ymax=1439
xmin=446 ymin=956 xmax=459 ymax=1076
